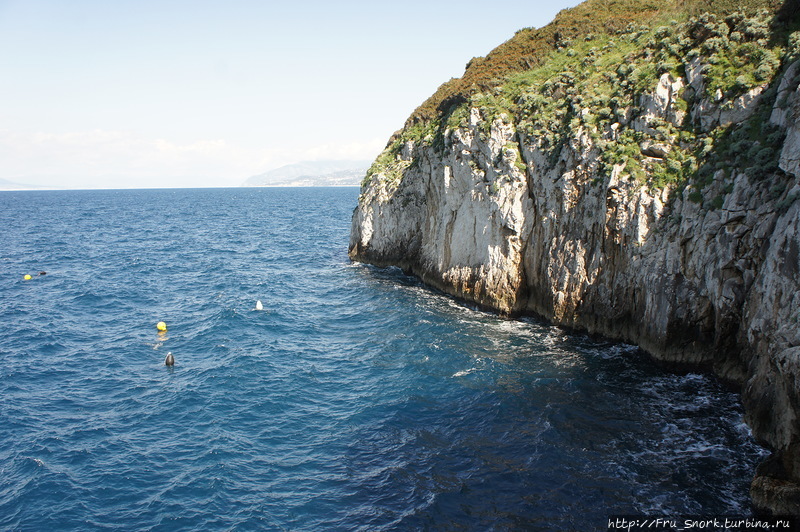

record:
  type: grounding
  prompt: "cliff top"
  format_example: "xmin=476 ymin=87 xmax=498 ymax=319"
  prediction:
xmin=405 ymin=0 xmax=793 ymax=128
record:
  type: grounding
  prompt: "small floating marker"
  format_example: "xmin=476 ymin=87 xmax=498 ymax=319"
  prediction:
xmin=165 ymin=352 xmax=174 ymax=366
xmin=23 ymin=274 xmax=32 ymax=280
xmin=255 ymin=300 xmax=263 ymax=311
xmin=156 ymin=321 xmax=167 ymax=332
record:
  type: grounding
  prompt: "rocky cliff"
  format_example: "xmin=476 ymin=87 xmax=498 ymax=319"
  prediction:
xmin=350 ymin=0 xmax=800 ymax=514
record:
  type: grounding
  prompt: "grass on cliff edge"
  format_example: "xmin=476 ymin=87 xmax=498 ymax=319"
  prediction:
xmin=364 ymin=0 xmax=799 ymax=199
xmin=404 ymin=0 xmax=789 ymax=128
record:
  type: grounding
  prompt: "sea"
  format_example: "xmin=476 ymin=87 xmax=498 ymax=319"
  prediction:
xmin=0 ymin=187 xmax=768 ymax=531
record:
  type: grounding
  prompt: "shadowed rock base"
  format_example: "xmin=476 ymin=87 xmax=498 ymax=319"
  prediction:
xmin=751 ymin=453 xmax=800 ymax=515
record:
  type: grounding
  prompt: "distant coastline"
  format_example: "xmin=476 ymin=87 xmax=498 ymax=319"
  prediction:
xmin=0 ymin=178 xmax=59 ymax=191
xmin=242 ymin=160 xmax=370 ymax=188
xmin=0 ymin=185 xmax=361 ymax=193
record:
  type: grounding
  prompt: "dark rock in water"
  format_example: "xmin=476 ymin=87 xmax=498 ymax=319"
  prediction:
xmin=165 ymin=352 xmax=174 ymax=366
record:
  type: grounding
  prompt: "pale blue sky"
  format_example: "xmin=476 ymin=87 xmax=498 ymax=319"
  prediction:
xmin=0 ymin=0 xmax=582 ymax=189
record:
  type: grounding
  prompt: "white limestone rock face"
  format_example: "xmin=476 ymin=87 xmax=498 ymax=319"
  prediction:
xmin=350 ymin=113 xmax=533 ymax=314
xmin=636 ymin=72 xmax=686 ymax=132
xmin=350 ymin=54 xmax=800 ymax=513
xmin=770 ymin=61 xmax=800 ymax=129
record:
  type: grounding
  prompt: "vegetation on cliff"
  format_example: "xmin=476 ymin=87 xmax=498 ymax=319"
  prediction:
xmin=405 ymin=0 xmax=790 ymax=125
xmin=364 ymin=0 xmax=800 ymax=208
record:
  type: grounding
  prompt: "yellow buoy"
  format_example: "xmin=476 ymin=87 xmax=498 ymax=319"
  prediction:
xmin=156 ymin=321 xmax=167 ymax=332
xmin=23 ymin=274 xmax=32 ymax=280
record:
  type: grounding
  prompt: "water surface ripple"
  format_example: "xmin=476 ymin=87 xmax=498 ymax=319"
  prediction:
xmin=0 ymin=188 xmax=766 ymax=530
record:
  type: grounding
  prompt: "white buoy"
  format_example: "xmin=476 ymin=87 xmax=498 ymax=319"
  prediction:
xmin=255 ymin=300 xmax=263 ymax=311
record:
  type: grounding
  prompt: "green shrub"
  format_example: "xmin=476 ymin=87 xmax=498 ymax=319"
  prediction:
xmin=366 ymin=0 xmax=793 ymax=202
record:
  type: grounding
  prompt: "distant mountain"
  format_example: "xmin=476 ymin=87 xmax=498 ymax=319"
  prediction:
xmin=0 ymin=177 xmax=52 ymax=191
xmin=242 ymin=160 xmax=370 ymax=187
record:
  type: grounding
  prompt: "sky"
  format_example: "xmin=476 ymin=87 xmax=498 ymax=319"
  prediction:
xmin=0 ymin=0 xmax=583 ymax=189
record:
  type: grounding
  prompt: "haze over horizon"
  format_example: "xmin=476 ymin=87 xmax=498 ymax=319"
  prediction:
xmin=0 ymin=0 xmax=581 ymax=190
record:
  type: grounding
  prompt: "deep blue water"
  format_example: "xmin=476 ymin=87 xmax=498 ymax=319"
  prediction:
xmin=0 ymin=187 xmax=767 ymax=530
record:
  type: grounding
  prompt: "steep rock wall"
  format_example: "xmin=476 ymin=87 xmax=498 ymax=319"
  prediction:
xmin=351 ymin=46 xmax=800 ymax=513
